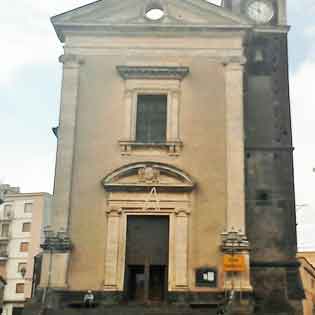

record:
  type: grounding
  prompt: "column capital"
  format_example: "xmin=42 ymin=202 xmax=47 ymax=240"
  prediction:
xmin=175 ymin=208 xmax=190 ymax=217
xmin=106 ymin=207 xmax=122 ymax=216
xmin=59 ymin=54 xmax=85 ymax=67
xmin=222 ymin=56 xmax=247 ymax=69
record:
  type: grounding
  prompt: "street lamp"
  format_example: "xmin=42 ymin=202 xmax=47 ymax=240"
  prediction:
xmin=220 ymin=228 xmax=249 ymax=314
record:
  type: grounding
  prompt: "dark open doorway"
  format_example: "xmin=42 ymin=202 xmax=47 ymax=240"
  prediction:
xmin=125 ymin=216 xmax=169 ymax=303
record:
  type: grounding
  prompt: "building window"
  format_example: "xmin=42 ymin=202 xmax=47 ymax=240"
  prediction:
xmin=136 ymin=94 xmax=167 ymax=143
xmin=20 ymin=242 xmax=29 ymax=252
xmin=15 ymin=283 xmax=24 ymax=294
xmin=18 ymin=262 xmax=27 ymax=273
xmin=24 ymin=203 xmax=32 ymax=213
xmin=0 ymin=244 xmax=7 ymax=257
xmin=117 ymin=66 xmax=189 ymax=156
xmin=1 ymin=224 xmax=9 ymax=237
xmin=3 ymin=204 xmax=13 ymax=218
xmin=22 ymin=223 xmax=31 ymax=233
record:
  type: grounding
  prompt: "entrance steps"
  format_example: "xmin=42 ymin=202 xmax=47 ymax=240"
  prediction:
xmin=23 ymin=303 xmax=223 ymax=315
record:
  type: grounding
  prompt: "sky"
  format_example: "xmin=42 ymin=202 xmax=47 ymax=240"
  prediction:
xmin=0 ymin=0 xmax=314 ymax=250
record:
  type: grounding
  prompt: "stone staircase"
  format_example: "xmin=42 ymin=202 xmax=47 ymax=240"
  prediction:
xmin=24 ymin=303 xmax=224 ymax=315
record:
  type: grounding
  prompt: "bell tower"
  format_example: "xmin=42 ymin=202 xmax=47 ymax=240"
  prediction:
xmin=225 ymin=0 xmax=304 ymax=314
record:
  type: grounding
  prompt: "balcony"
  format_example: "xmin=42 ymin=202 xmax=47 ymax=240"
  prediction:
xmin=0 ymin=251 xmax=8 ymax=261
xmin=0 ymin=233 xmax=10 ymax=242
xmin=0 ymin=212 xmax=13 ymax=222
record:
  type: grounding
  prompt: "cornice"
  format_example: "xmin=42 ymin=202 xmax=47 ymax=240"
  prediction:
xmin=59 ymin=54 xmax=85 ymax=67
xmin=117 ymin=66 xmax=189 ymax=80
xmin=54 ymin=24 xmax=251 ymax=43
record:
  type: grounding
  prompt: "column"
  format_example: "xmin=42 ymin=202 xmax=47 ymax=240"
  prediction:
xmin=104 ymin=208 xmax=122 ymax=290
xmin=52 ymin=54 xmax=83 ymax=232
xmin=174 ymin=209 xmax=189 ymax=289
xmin=167 ymin=91 xmax=180 ymax=141
xmin=123 ymin=90 xmax=133 ymax=140
xmin=224 ymin=58 xmax=246 ymax=233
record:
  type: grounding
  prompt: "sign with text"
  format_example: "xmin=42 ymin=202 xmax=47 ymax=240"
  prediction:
xmin=223 ymin=255 xmax=246 ymax=272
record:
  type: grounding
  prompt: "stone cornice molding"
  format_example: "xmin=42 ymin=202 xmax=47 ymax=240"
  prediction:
xmin=222 ymin=56 xmax=247 ymax=68
xmin=175 ymin=209 xmax=191 ymax=216
xmin=59 ymin=54 xmax=85 ymax=68
xmin=106 ymin=207 xmax=122 ymax=216
xmin=117 ymin=66 xmax=189 ymax=81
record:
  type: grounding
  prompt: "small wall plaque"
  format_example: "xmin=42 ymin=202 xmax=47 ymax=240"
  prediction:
xmin=195 ymin=268 xmax=217 ymax=287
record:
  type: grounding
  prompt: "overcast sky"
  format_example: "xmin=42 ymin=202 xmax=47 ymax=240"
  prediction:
xmin=0 ymin=0 xmax=314 ymax=250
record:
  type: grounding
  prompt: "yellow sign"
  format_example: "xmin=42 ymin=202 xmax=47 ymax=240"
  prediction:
xmin=223 ymin=255 xmax=246 ymax=272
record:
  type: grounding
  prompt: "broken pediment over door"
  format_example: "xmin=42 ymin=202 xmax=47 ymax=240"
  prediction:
xmin=102 ymin=162 xmax=195 ymax=192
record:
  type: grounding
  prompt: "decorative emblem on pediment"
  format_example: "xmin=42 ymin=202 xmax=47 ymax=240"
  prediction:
xmin=102 ymin=162 xmax=195 ymax=192
xmin=138 ymin=166 xmax=160 ymax=184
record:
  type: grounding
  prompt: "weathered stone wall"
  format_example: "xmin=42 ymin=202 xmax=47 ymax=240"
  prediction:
xmin=245 ymin=33 xmax=304 ymax=314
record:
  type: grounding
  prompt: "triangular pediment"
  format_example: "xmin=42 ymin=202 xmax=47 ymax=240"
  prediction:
xmin=102 ymin=162 xmax=195 ymax=192
xmin=52 ymin=0 xmax=251 ymax=41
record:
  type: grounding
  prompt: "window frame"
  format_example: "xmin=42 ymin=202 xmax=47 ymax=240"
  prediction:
xmin=15 ymin=283 xmax=25 ymax=294
xmin=119 ymin=80 xmax=183 ymax=156
xmin=17 ymin=262 xmax=27 ymax=273
xmin=1 ymin=223 xmax=9 ymax=237
xmin=22 ymin=222 xmax=31 ymax=233
xmin=135 ymin=93 xmax=168 ymax=144
xmin=3 ymin=204 xmax=13 ymax=218
xmin=24 ymin=202 xmax=33 ymax=213
xmin=20 ymin=242 xmax=29 ymax=253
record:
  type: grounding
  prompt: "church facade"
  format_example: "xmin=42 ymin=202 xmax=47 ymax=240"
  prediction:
xmin=33 ymin=0 xmax=304 ymax=314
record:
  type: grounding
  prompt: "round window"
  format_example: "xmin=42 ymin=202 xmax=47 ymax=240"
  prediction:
xmin=145 ymin=8 xmax=165 ymax=21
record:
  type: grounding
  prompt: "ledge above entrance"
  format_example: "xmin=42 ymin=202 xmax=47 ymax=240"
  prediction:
xmin=102 ymin=162 xmax=195 ymax=192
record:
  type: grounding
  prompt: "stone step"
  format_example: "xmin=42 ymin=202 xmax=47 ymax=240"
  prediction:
xmin=24 ymin=305 xmax=221 ymax=315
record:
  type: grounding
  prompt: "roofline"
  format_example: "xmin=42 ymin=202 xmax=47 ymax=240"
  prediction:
xmin=51 ymin=0 xmax=103 ymax=22
xmin=297 ymin=256 xmax=315 ymax=274
xmin=50 ymin=0 xmax=254 ymax=43
xmin=5 ymin=192 xmax=52 ymax=198
xmin=50 ymin=0 xmax=249 ymax=25
xmin=298 ymin=251 xmax=315 ymax=255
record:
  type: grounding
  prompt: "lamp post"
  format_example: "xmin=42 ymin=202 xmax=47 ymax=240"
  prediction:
xmin=220 ymin=228 xmax=249 ymax=315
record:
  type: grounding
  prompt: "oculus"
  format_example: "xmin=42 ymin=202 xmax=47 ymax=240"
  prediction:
xmin=145 ymin=8 xmax=165 ymax=20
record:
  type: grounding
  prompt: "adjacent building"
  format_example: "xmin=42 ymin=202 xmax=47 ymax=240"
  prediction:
xmin=298 ymin=252 xmax=315 ymax=315
xmin=29 ymin=0 xmax=303 ymax=314
xmin=0 ymin=190 xmax=51 ymax=315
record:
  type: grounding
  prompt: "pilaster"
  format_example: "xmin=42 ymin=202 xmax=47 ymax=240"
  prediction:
xmin=173 ymin=209 xmax=190 ymax=290
xmin=104 ymin=208 xmax=122 ymax=290
xmin=52 ymin=54 xmax=84 ymax=233
xmin=224 ymin=58 xmax=246 ymax=233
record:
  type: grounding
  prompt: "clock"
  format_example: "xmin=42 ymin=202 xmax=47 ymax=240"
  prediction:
xmin=246 ymin=0 xmax=275 ymax=24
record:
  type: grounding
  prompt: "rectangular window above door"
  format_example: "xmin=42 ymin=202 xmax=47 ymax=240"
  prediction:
xmin=136 ymin=94 xmax=167 ymax=143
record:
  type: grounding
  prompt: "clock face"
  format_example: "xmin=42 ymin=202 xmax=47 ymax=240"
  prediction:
xmin=246 ymin=0 xmax=275 ymax=24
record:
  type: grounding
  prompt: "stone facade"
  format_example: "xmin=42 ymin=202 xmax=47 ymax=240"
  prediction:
xmin=297 ymin=253 xmax=315 ymax=315
xmin=28 ymin=1 xmax=303 ymax=314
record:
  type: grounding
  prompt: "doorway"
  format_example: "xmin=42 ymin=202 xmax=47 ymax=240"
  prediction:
xmin=125 ymin=216 xmax=169 ymax=303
